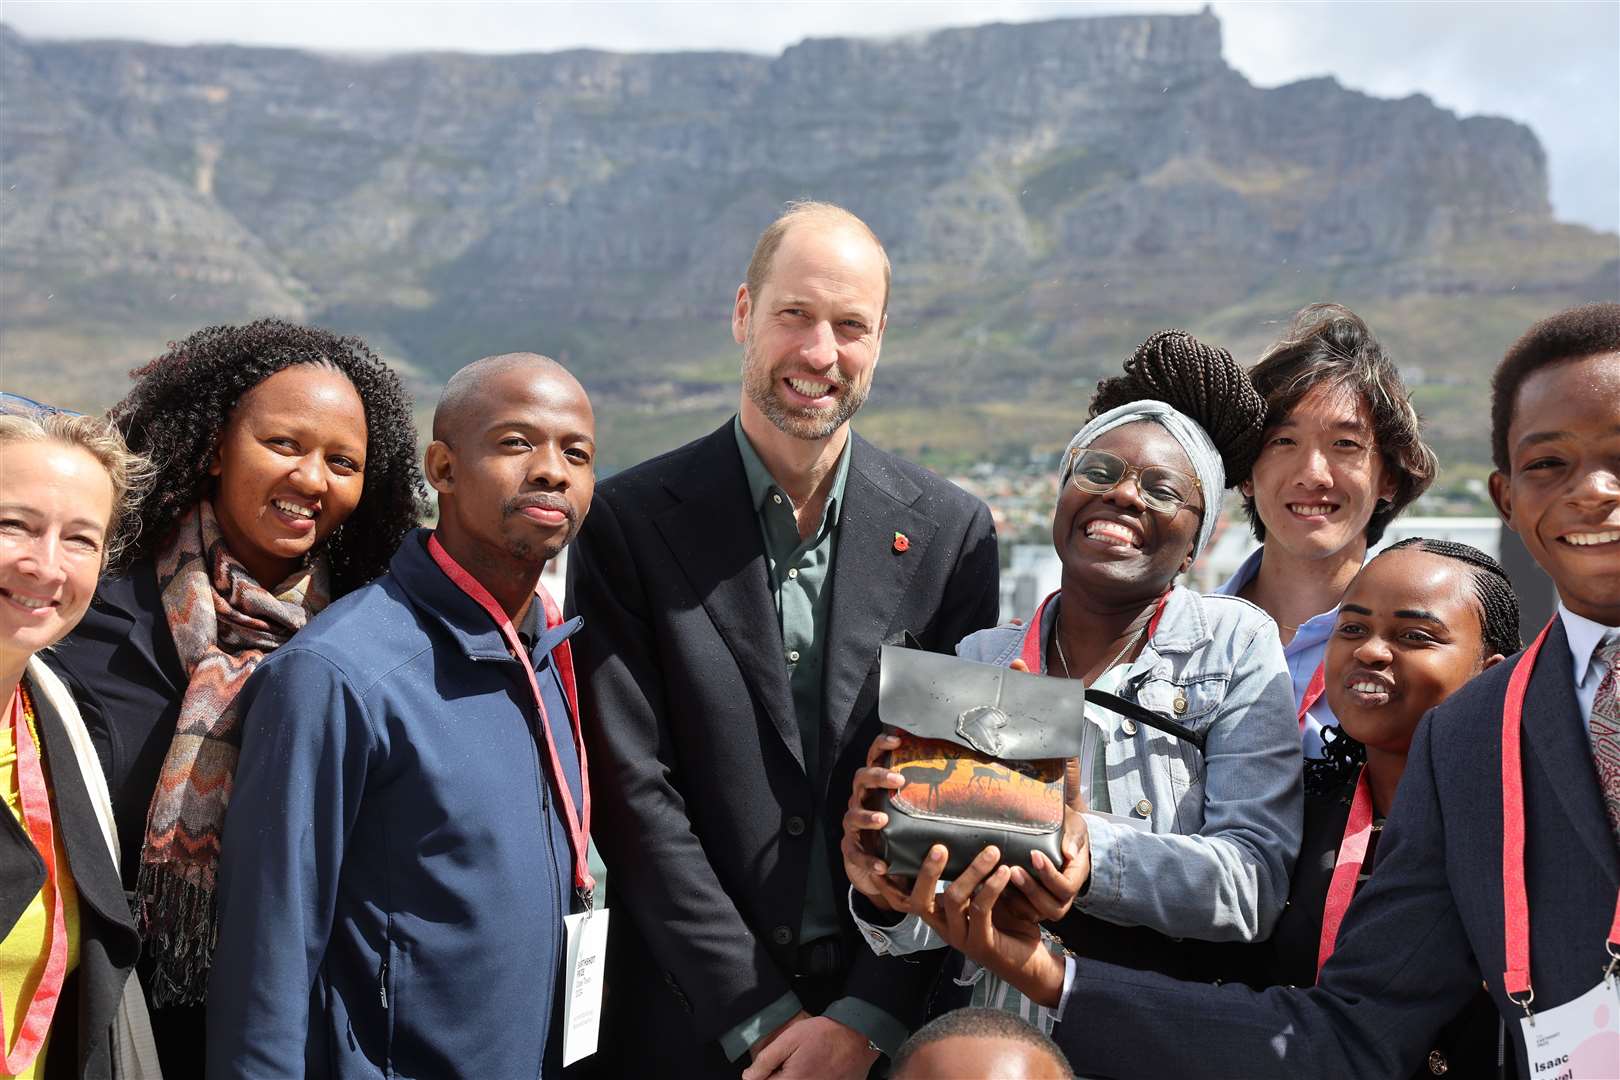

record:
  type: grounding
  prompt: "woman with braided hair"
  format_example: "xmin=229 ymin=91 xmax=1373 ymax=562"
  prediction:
xmin=44 ymin=319 xmax=425 ymax=1077
xmin=1236 ymin=537 xmax=1521 ymax=1077
xmin=1216 ymin=304 xmax=1438 ymax=762
xmin=841 ymin=329 xmax=1301 ymax=1032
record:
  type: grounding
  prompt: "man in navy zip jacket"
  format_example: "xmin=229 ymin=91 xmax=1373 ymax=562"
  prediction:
xmin=207 ymin=353 xmax=597 ymax=1079
xmin=912 ymin=303 xmax=1620 ymax=1079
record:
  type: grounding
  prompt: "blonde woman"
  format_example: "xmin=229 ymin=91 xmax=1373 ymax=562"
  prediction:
xmin=0 ymin=403 xmax=158 ymax=1079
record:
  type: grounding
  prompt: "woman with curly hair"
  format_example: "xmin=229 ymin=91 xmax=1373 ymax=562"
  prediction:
xmin=841 ymin=330 xmax=1301 ymax=1032
xmin=45 ymin=319 xmax=425 ymax=1076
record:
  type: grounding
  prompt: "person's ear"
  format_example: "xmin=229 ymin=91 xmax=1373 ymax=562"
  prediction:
xmin=1240 ymin=477 xmax=1253 ymax=499
xmin=424 ymin=440 xmax=455 ymax=496
xmin=1482 ymin=652 xmax=1507 ymax=671
xmin=1377 ymin=463 xmax=1397 ymax=504
xmin=1488 ymin=470 xmax=1514 ymax=529
xmin=731 ymin=284 xmax=752 ymax=346
xmin=207 ymin=444 xmax=223 ymax=478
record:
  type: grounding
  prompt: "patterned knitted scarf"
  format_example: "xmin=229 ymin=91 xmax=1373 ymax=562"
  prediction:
xmin=138 ymin=500 xmax=330 ymax=1005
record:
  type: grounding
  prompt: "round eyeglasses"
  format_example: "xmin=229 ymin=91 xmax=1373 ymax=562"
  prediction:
xmin=1066 ymin=448 xmax=1202 ymax=516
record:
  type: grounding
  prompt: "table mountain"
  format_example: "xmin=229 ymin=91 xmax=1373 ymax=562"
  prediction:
xmin=2 ymin=10 xmax=1614 ymax=471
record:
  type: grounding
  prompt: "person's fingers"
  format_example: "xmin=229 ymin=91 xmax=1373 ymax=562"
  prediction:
xmin=839 ymin=832 xmax=890 ymax=882
xmin=909 ymin=845 xmax=947 ymax=924
xmin=851 ymin=764 xmax=906 ymax=814
xmin=1063 ymin=756 xmax=1086 ymax=813
xmin=1010 ymin=853 xmax=1070 ymax=920
xmin=969 ymin=866 xmax=1013 ymax=951
xmin=864 ymin=733 xmax=903 ymax=769
xmin=941 ymin=846 xmax=999 ymax=943
xmin=742 ymin=1034 xmax=791 ymax=1080
xmin=841 ymin=804 xmax=888 ymax=835
xmin=874 ymin=875 xmax=912 ymax=912
xmin=993 ymin=878 xmax=1044 ymax=925
xmin=1009 ymin=658 xmax=1031 ymax=673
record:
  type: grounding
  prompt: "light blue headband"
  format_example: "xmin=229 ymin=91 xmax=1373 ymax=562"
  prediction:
xmin=1059 ymin=400 xmax=1226 ymax=562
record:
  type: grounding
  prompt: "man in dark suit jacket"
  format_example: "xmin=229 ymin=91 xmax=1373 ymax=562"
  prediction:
xmin=901 ymin=303 xmax=1620 ymax=1079
xmin=570 ymin=201 xmax=1000 ymax=1078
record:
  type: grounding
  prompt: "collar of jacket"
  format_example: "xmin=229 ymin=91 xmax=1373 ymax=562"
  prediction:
xmin=87 ymin=559 xmax=186 ymax=691
xmin=389 ymin=529 xmax=581 ymax=664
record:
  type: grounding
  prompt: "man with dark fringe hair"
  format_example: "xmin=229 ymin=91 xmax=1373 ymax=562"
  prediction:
xmin=1218 ymin=303 xmax=1438 ymax=761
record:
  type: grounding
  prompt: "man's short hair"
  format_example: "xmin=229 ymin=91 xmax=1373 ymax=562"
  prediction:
xmin=743 ymin=200 xmax=892 ymax=318
xmin=891 ymin=1007 xmax=1072 ymax=1078
xmin=1243 ymin=303 xmax=1437 ymax=545
xmin=1490 ymin=301 xmax=1620 ymax=472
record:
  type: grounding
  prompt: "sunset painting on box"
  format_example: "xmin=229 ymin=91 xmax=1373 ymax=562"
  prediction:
xmin=885 ymin=733 xmax=1063 ymax=829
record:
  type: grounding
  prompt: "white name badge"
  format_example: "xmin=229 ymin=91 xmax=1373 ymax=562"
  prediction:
xmin=1519 ymin=976 xmax=1620 ymax=1080
xmin=561 ymin=907 xmax=611 ymax=1067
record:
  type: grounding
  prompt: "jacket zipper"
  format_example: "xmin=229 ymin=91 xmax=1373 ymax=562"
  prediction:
xmin=378 ymin=956 xmax=388 ymax=1010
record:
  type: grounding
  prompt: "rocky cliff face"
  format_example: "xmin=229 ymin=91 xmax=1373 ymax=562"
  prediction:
xmin=2 ymin=13 xmax=1614 ymax=467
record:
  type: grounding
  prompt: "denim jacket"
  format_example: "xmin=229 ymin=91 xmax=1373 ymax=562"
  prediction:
xmin=859 ymin=583 xmax=1302 ymax=953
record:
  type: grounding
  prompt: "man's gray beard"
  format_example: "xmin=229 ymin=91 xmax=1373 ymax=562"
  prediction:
xmin=741 ymin=334 xmax=869 ymax=442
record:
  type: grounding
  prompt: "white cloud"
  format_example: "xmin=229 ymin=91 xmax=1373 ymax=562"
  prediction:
xmin=4 ymin=0 xmax=1615 ymax=230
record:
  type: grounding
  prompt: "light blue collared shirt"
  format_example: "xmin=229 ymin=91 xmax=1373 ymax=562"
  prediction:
xmin=1558 ymin=603 xmax=1620 ymax=732
xmin=1216 ymin=546 xmax=1339 ymax=760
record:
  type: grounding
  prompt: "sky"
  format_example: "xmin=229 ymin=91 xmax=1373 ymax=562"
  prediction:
xmin=5 ymin=1 xmax=1617 ymax=233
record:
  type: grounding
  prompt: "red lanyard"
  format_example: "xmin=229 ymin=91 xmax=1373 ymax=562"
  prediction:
xmin=1020 ymin=590 xmax=1171 ymax=672
xmin=3 ymin=684 xmax=68 ymax=1073
xmin=427 ymin=534 xmax=595 ymax=902
xmin=1298 ymin=662 xmax=1326 ymax=732
xmin=1315 ymin=768 xmax=1375 ymax=981
xmin=1501 ymin=617 xmax=1620 ymax=1015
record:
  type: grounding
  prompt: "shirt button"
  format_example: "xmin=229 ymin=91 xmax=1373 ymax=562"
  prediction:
xmin=1121 ymin=718 xmax=1137 ymax=736
xmin=771 ymin=925 xmax=794 ymax=946
xmin=1173 ymin=695 xmax=1188 ymax=715
xmin=786 ymin=816 xmax=807 ymax=837
xmin=772 ymin=493 xmax=783 ymax=505
xmin=788 ymin=650 xmax=800 ymax=663
xmin=787 ymin=567 xmax=799 ymax=579
xmin=1134 ymin=798 xmax=1153 ymax=818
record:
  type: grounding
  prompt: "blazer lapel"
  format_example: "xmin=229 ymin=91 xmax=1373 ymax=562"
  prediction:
xmin=821 ymin=437 xmax=938 ymax=782
xmin=33 ymin=687 xmax=138 ymax=933
xmin=1525 ymin=620 xmax=1620 ymax=887
xmin=654 ymin=426 xmax=804 ymax=773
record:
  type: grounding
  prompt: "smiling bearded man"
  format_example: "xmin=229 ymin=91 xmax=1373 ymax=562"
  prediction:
xmin=570 ymin=201 xmax=1001 ymax=1080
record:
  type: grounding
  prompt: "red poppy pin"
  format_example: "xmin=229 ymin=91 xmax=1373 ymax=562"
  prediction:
xmin=892 ymin=531 xmax=910 ymax=554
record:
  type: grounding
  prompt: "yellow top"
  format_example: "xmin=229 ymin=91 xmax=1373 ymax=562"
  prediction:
xmin=0 ymin=684 xmax=81 ymax=1080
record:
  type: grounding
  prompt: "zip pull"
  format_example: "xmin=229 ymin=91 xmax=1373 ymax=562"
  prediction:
xmin=379 ymin=957 xmax=389 ymax=1009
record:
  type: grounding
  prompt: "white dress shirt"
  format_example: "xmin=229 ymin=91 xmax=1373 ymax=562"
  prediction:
xmin=1558 ymin=602 xmax=1620 ymax=731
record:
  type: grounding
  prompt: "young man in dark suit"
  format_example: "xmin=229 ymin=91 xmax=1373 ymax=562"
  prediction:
xmin=570 ymin=202 xmax=1000 ymax=1079
xmin=902 ymin=302 xmax=1620 ymax=1079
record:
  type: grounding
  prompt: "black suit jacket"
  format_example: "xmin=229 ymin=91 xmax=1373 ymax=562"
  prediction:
xmin=1 ymin=668 xmax=142 ymax=1080
xmin=569 ymin=422 xmax=999 ymax=1077
xmin=1056 ymin=618 xmax=1613 ymax=1080
xmin=47 ymin=563 xmax=203 ymax=1079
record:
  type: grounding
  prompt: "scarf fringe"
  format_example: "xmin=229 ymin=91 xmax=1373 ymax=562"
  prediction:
xmin=136 ymin=862 xmax=219 ymax=1007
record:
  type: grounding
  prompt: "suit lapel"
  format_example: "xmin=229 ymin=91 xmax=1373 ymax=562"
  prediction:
xmin=1525 ymin=620 xmax=1620 ymax=887
xmin=34 ymin=690 xmax=138 ymax=932
xmin=821 ymin=437 xmax=938 ymax=782
xmin=654 ymin=426 xmax=804 ymax=772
